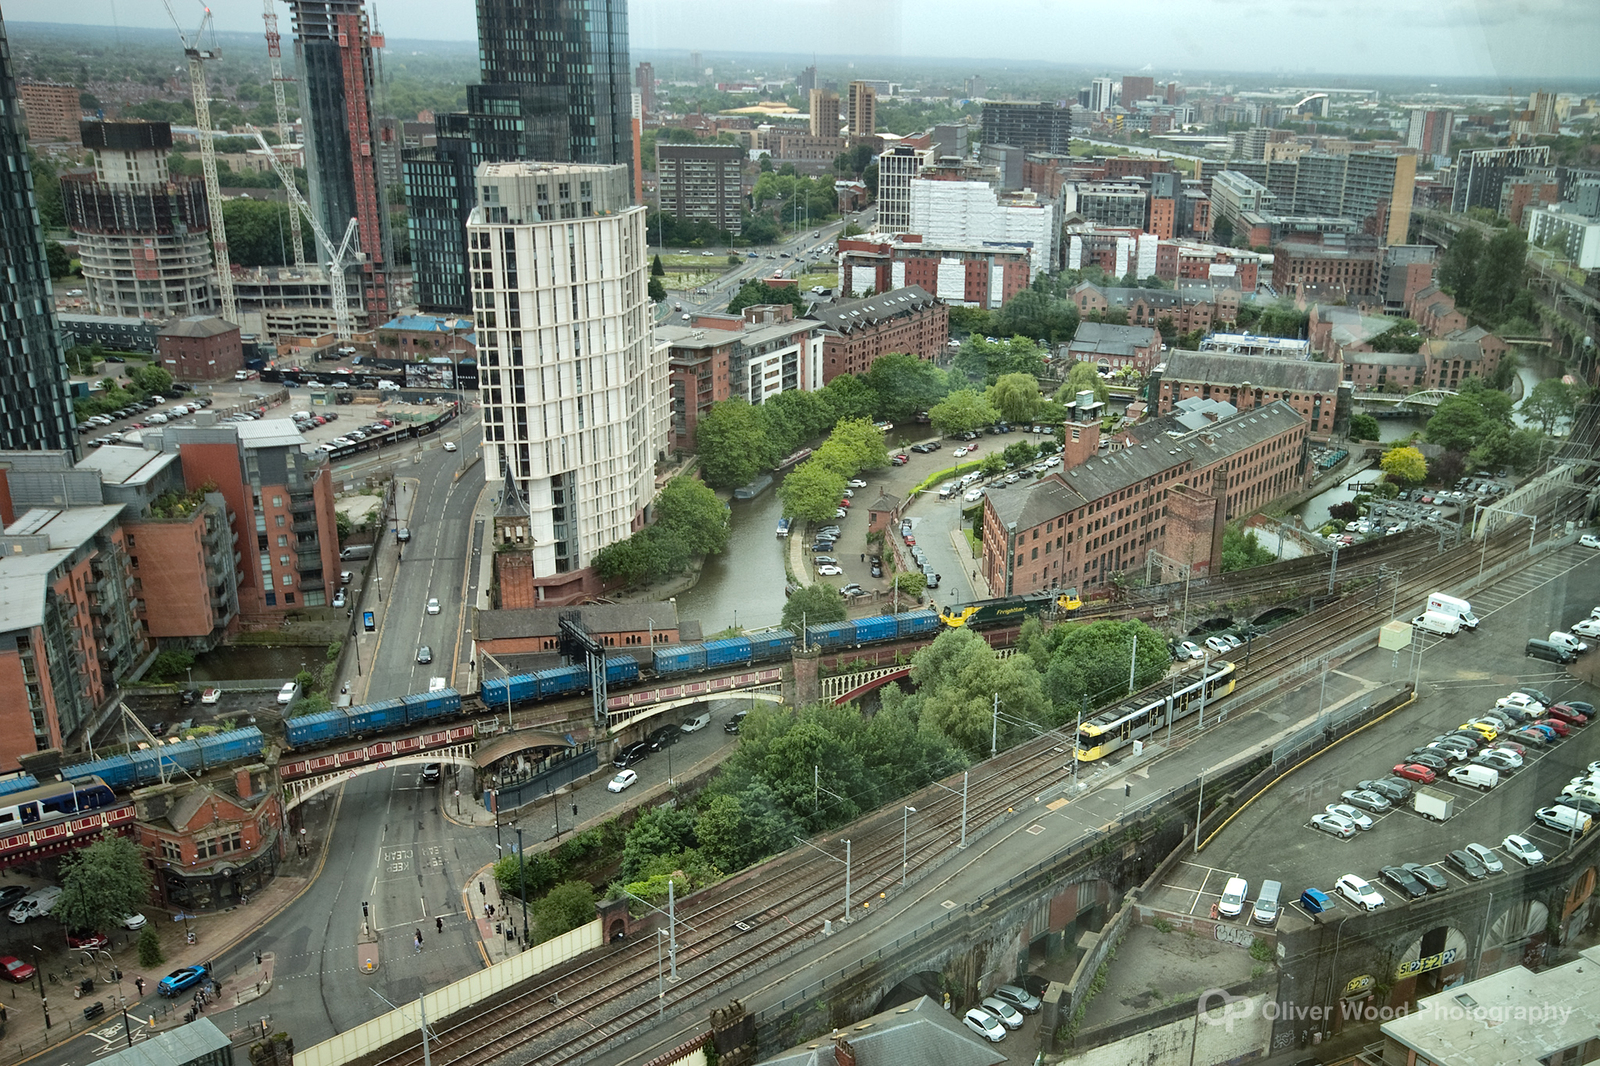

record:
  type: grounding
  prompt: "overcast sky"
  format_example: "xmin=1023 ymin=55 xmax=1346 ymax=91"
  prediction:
xmin=9 ymin=0 xmax=1597 ymax=80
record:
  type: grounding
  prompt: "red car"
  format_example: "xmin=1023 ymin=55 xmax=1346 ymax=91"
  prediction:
xmin=1393 ymin=763 xmax=1437 ymax=784
xmin=890 ymin=453 xmax=909 ymax=466
xmin=1547 ymin=704 xmax=1589 ymax=727
xmin=838 ymin=498 xmax=852 ymax=508
xmin=66 ymin=930 xmax=109 ymax=950
xmin=0 ymin=956 xmax=34 ymax=983
xmin=1537 ymin=718 xmax=1571 ymax=737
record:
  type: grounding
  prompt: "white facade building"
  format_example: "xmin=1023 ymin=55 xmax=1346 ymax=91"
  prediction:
xmin=875 ymin=144 xmax=934 ymax=233
xmin=908 ymin=178 xmax=1057 ymax=279
xmin=469 ymin=161 xmax=665 ymax=581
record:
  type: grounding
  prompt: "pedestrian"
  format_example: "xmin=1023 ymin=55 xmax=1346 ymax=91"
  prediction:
xmin=135 ymin=976 xmax=145 ymax=997
xmin=860 ymin=553 xmax=865 ymax=562
xmin=414 ymin=928 xmax=423 ymax=953
xmin=436 ymin=915 xmax=444 ymax=935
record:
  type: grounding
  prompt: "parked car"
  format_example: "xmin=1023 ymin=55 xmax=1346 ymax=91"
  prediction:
xmin=1325 ymin=803 xmax=1374 ymax=830
xmin=1392 ymin=763 xmax=1437 ymax=783
xmin=1406 ymin=751 xmax=1450 ymax=773
xmin=1311 ymin=812 xmax=1357 ymax=839
xmin=989 ymin=984 xmax=1041 ymax=1014
xmin=1446 ymin=849 xmax=1487 ymax=880
xmin=0 ymin=956 xmax=35 ymax=983
xmin=1175 ymin=641 xmax=1205 ymax=661
xmin=980 ymin=997 xmax=1025 ymax=1030
xmin=1501 ymin=834 xmax=1545 ymax=866
xmin=1380 ymin=865 xmax=1428 ymax=900
xmin=1340 ymin=789 xmax=1391 ymax=813
xmin=963 ymin=1008 xmax=1006 ymax=1042
xmin=607 ymin=769 xmax=638 ymax=793
xmin=1360 ymin=778 xmax=1411 ymax=803
xmin=613 ymin=742 xmax=650 ymax=768
xmin=1335 ymin=874 xmax=1385 ymax=910
xmin=1403 ymin=863 xmax=1448 ymax=892
xmin=1464 ymin=843 xmax=1504 ymax=873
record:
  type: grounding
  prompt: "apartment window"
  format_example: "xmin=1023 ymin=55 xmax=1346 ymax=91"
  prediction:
xmin=277 ymin=535 xmax=288 ymax=547
xmin=272 ymin=496 xmax=283 ymax=508
xmin=160 ymin=840 xmax=181 ymax=862
xmin=275 ymin=515 xmax=285 ymax=528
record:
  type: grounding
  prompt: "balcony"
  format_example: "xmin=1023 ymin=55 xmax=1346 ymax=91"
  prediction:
xmin=298 ymin=577 xmax=325 ymax=592
xmin=291 ymin=517 xmax=320 ymax=534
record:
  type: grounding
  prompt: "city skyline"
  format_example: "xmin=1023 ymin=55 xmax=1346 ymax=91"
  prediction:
xmin=8 ymin=0 xmax=1597 ymax=80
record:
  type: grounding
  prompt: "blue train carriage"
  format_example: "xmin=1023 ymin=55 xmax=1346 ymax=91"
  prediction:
xmin=286 ymin=709 xmax=353 ymax=749
xmin=537 ymin=664 xmax=590 ymax=699
xmin=804 ymin=620 xmax=858 ymax=650
xmin=348 ymin=698 xmax=408 ymax=735
xmin=605 ymin=656 xmax=641 ymax=684
xmin=481 ymin=673 xmax=539 ymax=710
xmin=0 ymin=775 xmax=40 ymax=798
xmin=894 ymin=610 xmax=939 ymax=638
xmin=850 ymin=615 xmax=898 ymax=643
xmin=402 ymin=687 xmax=462 ymax=725
xmin=653 ymin=644 xmax=708 ymax=677
xmin=702 ymin=637 xmax=753 ymax=669
xmin=747 ymin=630 xmax=797 ymax=662
xmin=194 ymin=727 xmax=265 ymax=768
xmin=58 ymin=754 xmax=137 ymax=792
xmin=1075 ymin=658 xmax=1238 ymax=762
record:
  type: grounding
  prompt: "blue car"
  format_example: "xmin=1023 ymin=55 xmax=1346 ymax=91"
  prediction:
xmin=158 ymin=964 xmax=208 ymax=996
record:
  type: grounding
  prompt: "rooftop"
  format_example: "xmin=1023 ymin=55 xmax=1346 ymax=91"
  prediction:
xmin=988 ymin=401 xmax=1306 ymax=531
xmin=380 ymin=315 xmax=475 ymax=334
xmin=72 ymin=445 xmax=178 ymax=487
xmin=655 ymin=318 xmax=818 ymax=353
xmin=4 ymin=504 xmax=125 ymax=551
xmin=0 ymin=550 xmax=74 ymax=633
xmin=96 ymin=1017 xmax=229 ymax=1066
xmin=157 ymin=315 xmax=238 ymax=339
xmin=759 ymin=995 xmax=1004 ymax=1066
xmin=1158 ymin=350 xmax=1342 ymax=393
xmin=1067 ymin=321 xmax=1159 ymax=357
xmin=1381 ymin=944 xmax=1600 ymax=1066
xmin=805 ymin=286 xmax=938 ymax=334
xmin=236 ymin=418 xmax=311 ymax=450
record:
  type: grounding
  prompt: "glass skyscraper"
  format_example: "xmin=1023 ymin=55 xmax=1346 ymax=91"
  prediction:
xmin=0 ymin=14 xmax=75 ymax=452
xmin=406 ymin=0 xmax=636 ymax=315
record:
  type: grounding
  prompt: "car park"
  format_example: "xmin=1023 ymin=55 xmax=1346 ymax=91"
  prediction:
xmin=1325 ymin=803 xmax=1374 ymax=830
xmin=1380 ymin=865 xmax=1428 ymax=900
xmin=1336 ymin=874 xmax=1385 ymax=910
xmin=1511 ymin=726 xmax=1550 ymax=746
xmin=963 ymin=1008 xmax=1006 ymax=1042
xmin=1312 ymin=812 xmax=1357 ymax=838
xmin=1340 ymin=789 xmax=1391 ymax=813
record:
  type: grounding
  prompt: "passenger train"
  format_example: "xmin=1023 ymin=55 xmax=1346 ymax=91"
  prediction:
xmin=1075 ymin=659 xmax=1238 ymax=762
xmin=0 ymin=777 xmax=118 ymax=828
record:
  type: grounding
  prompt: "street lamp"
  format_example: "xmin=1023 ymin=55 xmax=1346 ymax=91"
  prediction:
xmin=795 ymin=835 xmax=852 ymax=922
xmin=901 ymin=806 xmax=916 ymax=885
xmin=515 ymin=827 xmax=528 ymax=949
xmin=31 ymin=945 xmax=49 ymax=1029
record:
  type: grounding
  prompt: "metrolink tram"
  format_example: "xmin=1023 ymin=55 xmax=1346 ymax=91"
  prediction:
xmin=1075 ymin=658 xmax=1238 ymax=761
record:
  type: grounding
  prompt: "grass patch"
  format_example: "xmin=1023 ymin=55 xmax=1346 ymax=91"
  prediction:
xmin=664 ymin=272 xmax=720 ymax=290
xmin=658 ymin=254 xmax=729 ymax=268
xmin=794 ymin=270 xmax=838 ymax=289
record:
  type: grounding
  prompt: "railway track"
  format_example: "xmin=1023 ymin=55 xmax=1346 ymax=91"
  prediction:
xmin=376 ymin=516 xmax=1568 ymax=1066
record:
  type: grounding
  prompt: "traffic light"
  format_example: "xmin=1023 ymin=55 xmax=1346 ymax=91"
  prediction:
xmin=362 ymin=901 xmax=369 ymax=918
xmin=478 ymin=880 xmax=486 ymax=896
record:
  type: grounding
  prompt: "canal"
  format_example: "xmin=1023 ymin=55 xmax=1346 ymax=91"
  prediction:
xmin=674 ymin=486 xmax=790 ymax=634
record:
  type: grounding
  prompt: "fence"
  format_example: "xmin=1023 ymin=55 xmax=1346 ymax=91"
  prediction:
xmin=295 ymin=920 xmax=603 ymax=1066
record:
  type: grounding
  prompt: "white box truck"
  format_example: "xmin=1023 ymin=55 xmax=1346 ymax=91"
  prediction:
xmin=1414 ymin=786 xmax=1455 ymax=821
xmin=1411 ymin=610 xmax=1461 ymax=637
xmin=1426 ymin=593 xmax=1479 ymax=629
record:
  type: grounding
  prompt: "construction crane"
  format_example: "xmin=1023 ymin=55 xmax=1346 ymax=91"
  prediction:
xmin=261 ymin=0 xmax=306 ymax=270
xmin=248 ymin=126 xmax=362 ymax=340
xmin=163 ymin=1 xmax=236 ymax=324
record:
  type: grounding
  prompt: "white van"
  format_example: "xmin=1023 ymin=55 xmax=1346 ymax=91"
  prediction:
xmin=1427 ymin=592 xmax=1479 ymax=629
xmin=8 ymin=885 xmax=62 ymax=924
xmin=1547 ymin=631 xmax=1589 ymax=654
xmin=377 ymin=380 xmax=401 ymax=392
xmin=1411 ymin=610 xmax=1461 ymax=637
xmin=1448 ymin=764 xmax=1500 ymax=791
xmin=146 ymin=412 xmax=168 ymax=424
xmin=1251 ymin=880 xmax=1282 ymax=926
xmin=1218 ymin=876 xmax=1248 ymax=918
xmin=1535 ymin=805 xmax=1592 ymax=835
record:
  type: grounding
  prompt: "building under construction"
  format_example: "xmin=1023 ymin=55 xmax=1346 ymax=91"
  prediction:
xmin=64 ymin=121 xmax=216 ymax=321
xmin=288 ymin=0 xmax=392 ymax=320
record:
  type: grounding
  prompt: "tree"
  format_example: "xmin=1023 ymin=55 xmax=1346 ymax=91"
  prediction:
xmin=980 ymin=454 xmax=1005 ymax=476
xmin=782 ymin=582 xmax=846 ymax=632
xmin=986 ymin=372 xmax=1044 ymax=424
xmin=1369 ymin=320 xmax=1423 ymax=354
xmin=530 ymin=881 xmax=596 ymax=943
xmin=928 ymin=388 xmax=998 ymax=436
xmin=648 ymin=276 xmax=667 ymax=302
xmin=1212 ymin=214 xmax=1235 ymax=246
xmin=1379 ymin=445 xmax=1428 ymax=485
xmin=138 ymin=923 xmax=165 ymax=967
xmin=1003 ymin=440 xmax=1039 ymax=468
xmin=620 ymin=805 xmax=698 ymax=881
xmin=1437 ymin=226 xmax=1483 ymax=305
xmin=1521 ymin=378 xmax=1577 ymax=435
xmin=860 ymin=353 xmax=950 ymax=422
xmin=654 ymin=476 xmax=731 ymax=556
xmin=219 ymin=199 xmax=316 ymax=267
xmin=779 ymin=458 xmax=847 ymax=523
xmin=55 ymin=834 xmax=152 ymax=937
xmin=1348 ymin=412 xmax=1380 ymax=441
xmin=128 ymin=364 xmax=174 ymax=396
xmin=1058 ymin=362 xmax=1110 ymax=404
xmin=891 ymin=570 xmax=928 ymax=598
xmin=1426 ymin=379 xmax=1513 ymax=454
xmin=1040 ymin=620 xmax=1172 ymax=717
xmin=695 ymin=400 xmax=775 ymax=489
xmin=728 ymin=279 xmax=806 ymax=315
xmin=908 ymin=629 xmax=1052 ymax=757
xmin=651 ymin=254 xmax=665 ymax=277
xmin=990 ymin=288 xmax=1080 ymax=345
xmin=46 ymin=240 xmax=72 ymax=278
xmin=1427 ymin=449 xmax=1467 ymax=488
xmin=1221 ymin=528 xmax=1276 ymax=571
xmin=951 ymin=335 xmax=1046 ymax=386
xmin=1474 ymin=228 xmax=1528 ymax=319
xmin=696 ymin=781 xmax=805 ymax=873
